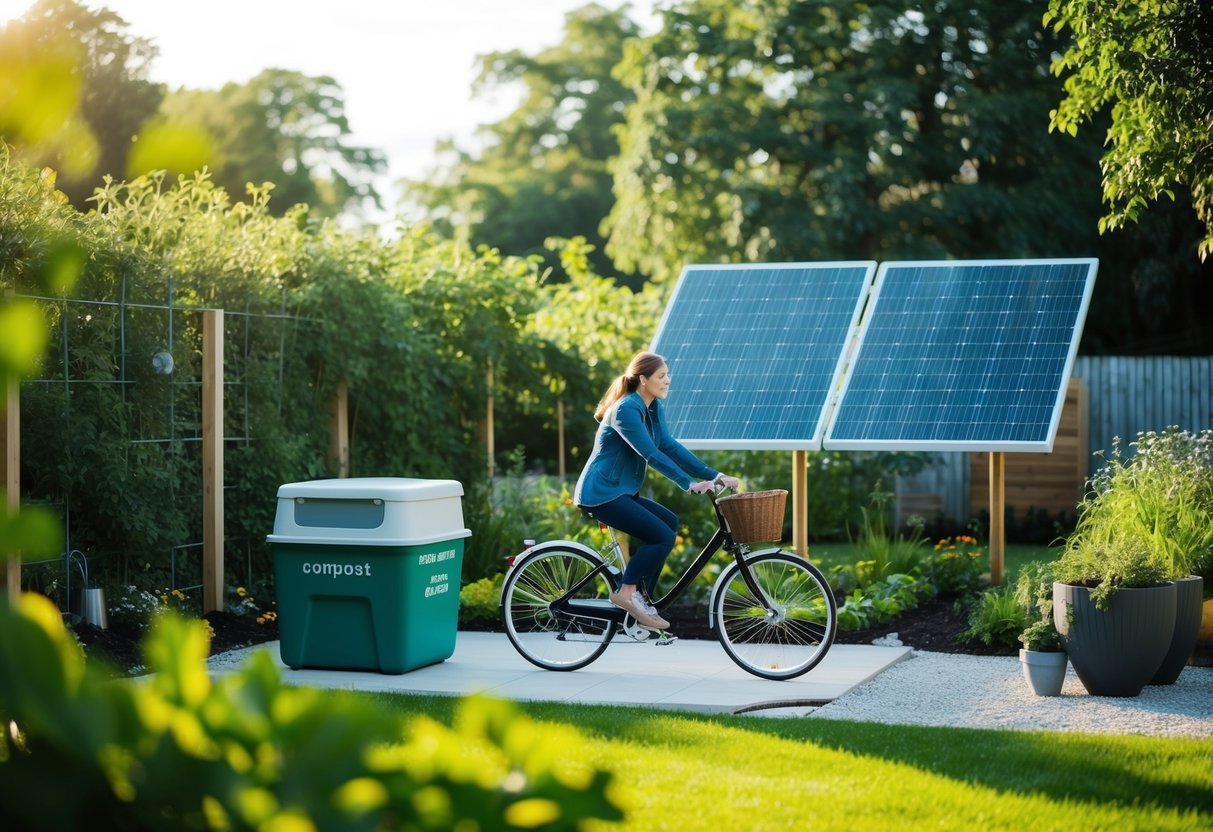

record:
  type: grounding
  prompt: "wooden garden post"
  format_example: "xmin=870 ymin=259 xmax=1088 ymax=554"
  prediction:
xmin=202 ymin=310 xmax=224 ymax=613
xmin=328 ymin=377 xmax=350 ymax=477
xmin=989 ymin=451 xmax=1006 ymax=586
xmin=2 ymin=363 xmax=19 ymax=600
xmin=556 ymin=396 xmax=566 ymax=480
xmin=792 ymin=450 xmax=808 ymax=556
xmin=483 ymin=361 xmax=495 ymax=481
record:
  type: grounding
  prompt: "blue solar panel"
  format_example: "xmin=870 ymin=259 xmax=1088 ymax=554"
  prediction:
xmin=824 ymin=259 xmax=1098 ymax=451
xmin=650 ymin=262 xmax=876 ymax=450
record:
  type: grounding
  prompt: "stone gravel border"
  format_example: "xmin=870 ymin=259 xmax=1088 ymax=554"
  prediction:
xmin=804 ymin=649 xmax=1213 ymax=738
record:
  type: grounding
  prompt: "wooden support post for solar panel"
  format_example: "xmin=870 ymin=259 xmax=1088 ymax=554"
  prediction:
xmin=989 ymin=451 xmax=1006 ymax=586
xmin=793 ymin=450 xmax=808 ymax=556
xmin=328 ymin=377 xmax=349 ymax=477
xmin=2 ymin=352 xmax=20 ymax=601
xmin=202 ymin=309 xmax=224 ymax=614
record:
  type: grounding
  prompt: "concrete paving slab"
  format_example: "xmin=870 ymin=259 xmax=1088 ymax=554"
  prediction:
xmin=208 ymin=630 xmax=910 ymax=715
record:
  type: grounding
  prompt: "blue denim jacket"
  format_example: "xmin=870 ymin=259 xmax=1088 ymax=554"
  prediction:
xmin=574 ymin=392 xmax=717 ymax=507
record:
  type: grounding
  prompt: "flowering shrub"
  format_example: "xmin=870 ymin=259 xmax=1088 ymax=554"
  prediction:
xmin=106 ymin=585 xmax=163 ymax=632
xmin=929 ymin=535 xmax=987 ymax=595
xmin=459 ymin=574 xmax=505 ymax=629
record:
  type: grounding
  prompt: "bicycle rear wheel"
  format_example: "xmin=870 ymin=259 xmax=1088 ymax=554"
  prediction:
xmin=502 ymin=546 xmax=617 ymax=671
xmin=712 ymin=551 xmax=837 ymax=680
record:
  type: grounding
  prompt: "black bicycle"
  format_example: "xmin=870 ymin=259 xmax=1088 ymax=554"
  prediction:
xmin=499 ymin=488 xmax=837 ymax=680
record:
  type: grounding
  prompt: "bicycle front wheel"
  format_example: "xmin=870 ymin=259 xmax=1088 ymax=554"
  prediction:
xmin=712 ymin=551 xmax=837 ymax=680
xmin=502 ymin=546 xmax=617 ymax=671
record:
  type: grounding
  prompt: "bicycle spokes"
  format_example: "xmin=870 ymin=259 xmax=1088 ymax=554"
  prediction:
xmin=714 ymin=553 xmax=837 ymax=680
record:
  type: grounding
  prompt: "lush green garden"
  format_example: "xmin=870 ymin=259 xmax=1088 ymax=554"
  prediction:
xmin=4 ymin=0 xmax=1213 ymax=828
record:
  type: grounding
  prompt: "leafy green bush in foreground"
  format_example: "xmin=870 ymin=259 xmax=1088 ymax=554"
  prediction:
xmin=0 ymin=594 xmax=622 ymax=831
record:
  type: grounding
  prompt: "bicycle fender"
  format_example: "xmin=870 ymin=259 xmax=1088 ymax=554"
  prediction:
xmin=706 ymin=547 xmax=784 ymax=630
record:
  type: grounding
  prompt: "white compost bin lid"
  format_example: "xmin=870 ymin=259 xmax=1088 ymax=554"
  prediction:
xmin=267 ymin=477 xmax=471 ymax=546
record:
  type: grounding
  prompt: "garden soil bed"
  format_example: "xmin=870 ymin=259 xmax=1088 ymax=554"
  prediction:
xmin=74 ymin=594 xmax=1012 ymax=676
xmin=660 ymin=593 xmax=1013 ymax=657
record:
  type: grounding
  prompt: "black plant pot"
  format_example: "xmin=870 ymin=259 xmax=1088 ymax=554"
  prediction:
xmin=1150 ymin=575 xmax=1204 ymax=685
xmin=1053 ymin=581 xmax=1176 ymax=697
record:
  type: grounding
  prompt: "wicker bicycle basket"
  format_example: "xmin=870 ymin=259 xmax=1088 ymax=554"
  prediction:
xmin=717 ymin=489 xmax=788 ymax=544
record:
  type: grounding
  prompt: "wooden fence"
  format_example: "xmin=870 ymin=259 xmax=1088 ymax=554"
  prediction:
xmin=895 ymin=356 xmax=1213 ymax=526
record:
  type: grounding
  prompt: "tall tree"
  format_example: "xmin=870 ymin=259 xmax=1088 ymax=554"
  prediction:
xmin=160 ymin=69 xmax=386 ymax=220
xmin=605 ymin=0 xmax=1111 ymax=282
xmin=405 ymin=3 xmax=641 ymax=284
xmin=1046 ymin=0 xmax=1213 ymax=260
xmin=604 ymin=0 xmax=1211 ymax=352
xmin=0 ymin=0 xmax=163 ymax=208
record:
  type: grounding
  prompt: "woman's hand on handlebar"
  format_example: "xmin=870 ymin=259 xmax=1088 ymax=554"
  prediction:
xmin=713 ymin=473 xmax=740 ymax=490
xmin=690 ymin=473 xmax=740 ymax=493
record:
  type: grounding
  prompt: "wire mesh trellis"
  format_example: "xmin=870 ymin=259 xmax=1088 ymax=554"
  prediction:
xmin=15 ymin=272 xmax=318 ymax=615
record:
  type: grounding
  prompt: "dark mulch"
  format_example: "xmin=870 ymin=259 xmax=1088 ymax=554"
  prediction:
xmin=662 ymin=593 xmax=1015 ymax=656
xmin=73 ymin=593 xmax=1012 ymax=676
xmin=73 ymin=611 xmax=280 ymax=675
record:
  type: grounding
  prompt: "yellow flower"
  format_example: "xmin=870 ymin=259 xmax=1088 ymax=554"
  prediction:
xmin=563 ymin=498 xmax=573 ymax=506
xmin=236 ymin=587 xmax=247 ymax=598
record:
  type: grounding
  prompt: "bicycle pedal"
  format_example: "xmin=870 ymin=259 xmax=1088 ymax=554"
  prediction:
xmin=654 ymin=631 xmax=677 ymax=646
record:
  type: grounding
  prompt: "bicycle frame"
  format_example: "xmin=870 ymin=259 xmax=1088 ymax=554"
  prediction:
xmin=537 ymin=491 xmax=776 ymax=627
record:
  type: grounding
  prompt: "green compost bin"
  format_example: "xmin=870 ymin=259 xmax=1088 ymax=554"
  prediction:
xmin=267 ymin=477 xmax=471 ymax=674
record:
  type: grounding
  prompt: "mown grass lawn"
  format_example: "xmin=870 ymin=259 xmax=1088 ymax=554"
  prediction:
xmin=373 ymin=693 xmax=1213 ymax=831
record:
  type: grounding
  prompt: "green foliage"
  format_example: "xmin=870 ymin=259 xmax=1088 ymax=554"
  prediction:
xmin=459 ymin=573 xmax=505 ymax=630
xmin=1046 ymin=0 xmax=1213 ymax=259
xmin=0 ymin=593 xmax=624 ymax=830
xmin=849 ymin=485 xmax=930 ymax=585
xmin=1054 ymin=534 xmax=1169 ymax=611
xmin=961 ymin=586 xmax=1030 ymax=649
xmin=835 ymin=573 xmax=932 ymax=631
xmin=1014 ymin=560 xmax=1063 ymax=651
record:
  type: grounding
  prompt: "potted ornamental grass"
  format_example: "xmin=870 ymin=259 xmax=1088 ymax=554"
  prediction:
xmin=1015 ymin=562 xmax=1067 ymax=696
xmin=1064 ymin=428 xmax=1213 ymax=685
xmin=1050 ymin=426 xmax=1213 ymax=696
xmin=1119 ymin=427 xmax=1213 ymax=680
xmin=1053 ymin=531 xmax=1173 ymax=697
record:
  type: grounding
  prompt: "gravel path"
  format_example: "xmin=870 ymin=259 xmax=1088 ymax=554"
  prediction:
xmin=807 ymin=648 xmax=1213 ymax=738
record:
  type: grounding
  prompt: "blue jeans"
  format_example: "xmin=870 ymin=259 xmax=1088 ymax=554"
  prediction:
xmin=584 ymin=495 xmax=678 ymax=597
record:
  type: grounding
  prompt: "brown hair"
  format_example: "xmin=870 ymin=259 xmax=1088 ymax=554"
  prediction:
xmin=593 ymin=351 xmax=666 ymax=422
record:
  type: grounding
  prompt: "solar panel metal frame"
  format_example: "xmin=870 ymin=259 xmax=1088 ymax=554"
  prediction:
xmin=823 ymin=258 xmax=1098 ymax=453
xmin=650 ymin=261 xmax=876 ymax=451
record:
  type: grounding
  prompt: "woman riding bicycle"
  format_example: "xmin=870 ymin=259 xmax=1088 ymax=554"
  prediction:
xmin=574 ymin=351 xmax=740 ymax=631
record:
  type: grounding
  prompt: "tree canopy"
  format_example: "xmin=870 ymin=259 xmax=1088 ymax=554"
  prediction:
xmin=0 ymin=0 xmax=163 ymax=208
xmin=604 ymin=0 xmax=1113 ymax=281
xmin=404 ymin=3 xmax=642 ymax=284
xmin=1046 ymin=0 xmax=1213 ymax=260
xmin=161 ymin=69 xmax=387 ymax=220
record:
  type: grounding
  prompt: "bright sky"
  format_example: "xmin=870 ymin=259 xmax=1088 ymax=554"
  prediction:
xmin=1 ymin=0 xmax=656 ymax=222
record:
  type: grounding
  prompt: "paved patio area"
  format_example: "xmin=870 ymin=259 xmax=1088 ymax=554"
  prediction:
xmin=208 ymin=631 xmax=911 ymax=716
